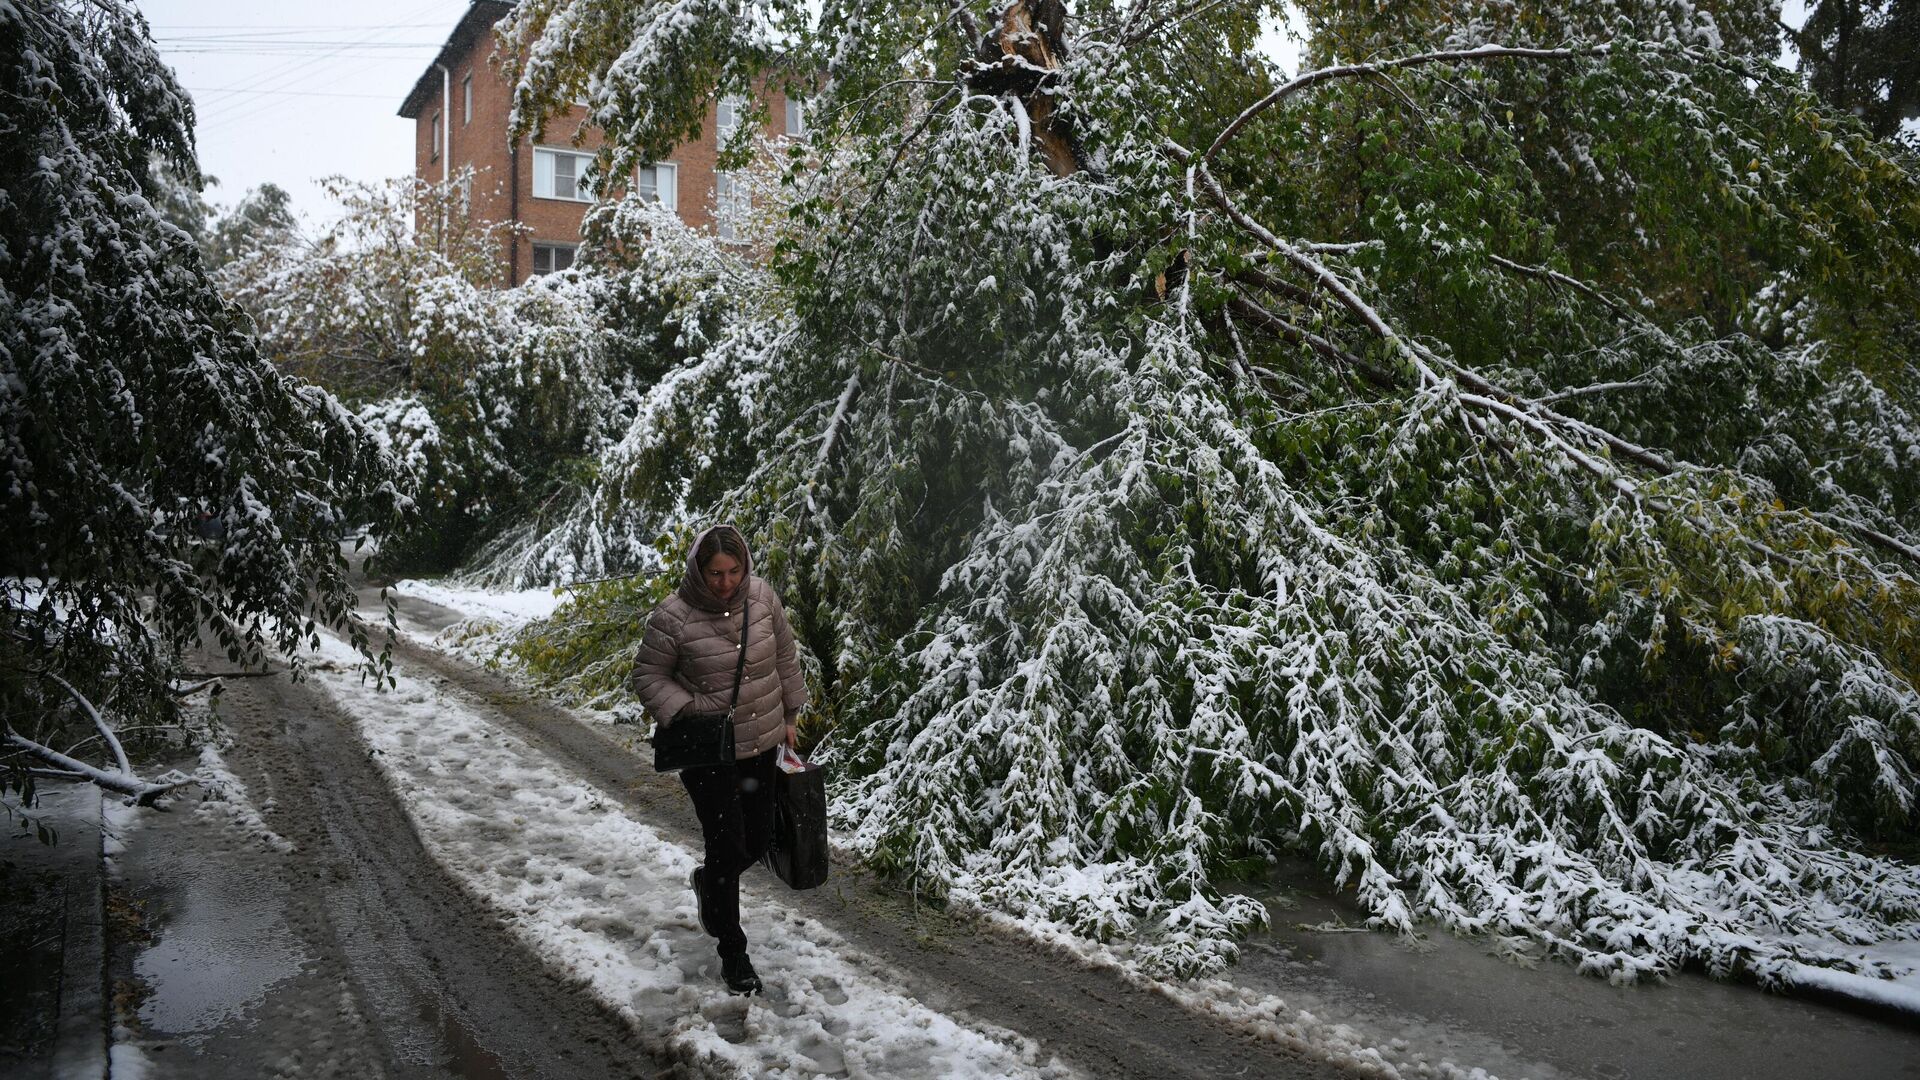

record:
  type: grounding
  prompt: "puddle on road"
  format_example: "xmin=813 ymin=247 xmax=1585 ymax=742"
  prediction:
xmin=129 ymin=817 xmax=310 ymax=1043
xmin=1231 ymin=859 xmax=1920 ymax=1080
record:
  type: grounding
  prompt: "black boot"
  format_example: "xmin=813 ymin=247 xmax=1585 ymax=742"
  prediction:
xmin=689 ymin=866 xmax=710 ymax=935
xmin=721 ymin=951 xmax=762 ymax=995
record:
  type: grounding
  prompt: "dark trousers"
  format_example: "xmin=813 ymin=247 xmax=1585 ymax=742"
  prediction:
xmin=681 ymin=747 xmax=778 ymax=957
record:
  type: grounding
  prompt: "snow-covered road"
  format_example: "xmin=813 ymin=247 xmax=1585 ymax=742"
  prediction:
xmin=356 ymin=575 xmax=1920 ymax=1080
xmin=304 ymin=630 xmax=1077 ymax=1080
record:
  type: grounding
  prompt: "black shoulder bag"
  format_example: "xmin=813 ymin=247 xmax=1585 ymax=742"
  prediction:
xmin=652 ymin=596 xmax=747 ymax=772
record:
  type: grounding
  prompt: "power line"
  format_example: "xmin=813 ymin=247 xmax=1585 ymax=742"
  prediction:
xmin=198 ymin=54 xmax=410 ymax=131
xmin=188 ymin=0 xmax=455 ymax=126
xmin=150 ymin=22 xmax=449 ymax=30
xmin=162 ymin=47 xmax=442 ymax=58
xmin=183 ymin=85 xmax=401 ymax=100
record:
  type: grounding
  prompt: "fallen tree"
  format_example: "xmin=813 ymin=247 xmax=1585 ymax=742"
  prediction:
xmin=1 ymin=1 xmax=408 ymax=809
xmin=495 ymin=0 xmax=1920 ymax=980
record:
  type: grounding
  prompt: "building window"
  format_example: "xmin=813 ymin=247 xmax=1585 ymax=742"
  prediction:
xmin=784 ymin=98 xmax=804 ymax=137
xmin=636 ymin=162 xmax=678 ymax=212
xmin=715 ymin=171 xmax=747 ymax=242
xmin=531 ymin=242 xmax=577 ymax=275
xmin=533 ymin=147 xmax=595 ymax=202
xmin=716 ymin=94 xmax=746 ymax=143
xmin=430 ymin=111 xmax=442 ymax=159
xmin=462 ymin=73 xmax=472 ymax=126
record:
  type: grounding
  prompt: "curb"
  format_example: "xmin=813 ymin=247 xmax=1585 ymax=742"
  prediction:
xmin=5 ymin=783 xmax=108 ymax=1080
xmin=50 ymin=784 xmax=108 ymax=1080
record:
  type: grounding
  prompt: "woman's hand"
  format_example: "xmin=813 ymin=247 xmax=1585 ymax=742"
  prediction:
xmin=785 ymin=723 xmax=799 ymax=749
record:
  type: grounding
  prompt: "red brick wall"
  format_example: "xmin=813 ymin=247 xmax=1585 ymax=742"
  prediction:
xmin=410 ymin=31 xmax=801 ymax=287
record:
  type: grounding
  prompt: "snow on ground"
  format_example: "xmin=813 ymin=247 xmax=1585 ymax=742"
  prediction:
xmin=303 ymin=631 xmax=1075 ymax=1080
xmin=387 ymin=578 xmax=565 ymax=628
xmin=186 ymin=739 xmax=295 ymax=854
xmin=340 ymin=605 xmax=1533 ymax=1078
xmin=1785 ymin=938 xmax=1920 ymax=1016
xmin=370 ymin=586 xmax=1920 ymax=1066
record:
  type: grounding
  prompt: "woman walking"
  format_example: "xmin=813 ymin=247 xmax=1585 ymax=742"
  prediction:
xmin=629 ymin=524 xmax=807 ymax=994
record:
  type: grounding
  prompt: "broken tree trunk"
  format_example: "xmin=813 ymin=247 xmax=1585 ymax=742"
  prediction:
xmin=968 ymin=0 xmax=1084 ymax=178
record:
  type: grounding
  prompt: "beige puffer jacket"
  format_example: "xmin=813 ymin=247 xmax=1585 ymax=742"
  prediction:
xmin=628 ymin=524 xmax=807 ymax=759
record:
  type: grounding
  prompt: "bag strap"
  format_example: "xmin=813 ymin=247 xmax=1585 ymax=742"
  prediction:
xmin=724 ymin=593 xmax=749 ymax=714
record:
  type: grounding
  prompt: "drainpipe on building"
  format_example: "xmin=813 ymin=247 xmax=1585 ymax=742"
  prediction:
xmin=434 ymin=61 xmax=450 ymax=253
xmin=509 ymin=140 xmax=520 ymax=285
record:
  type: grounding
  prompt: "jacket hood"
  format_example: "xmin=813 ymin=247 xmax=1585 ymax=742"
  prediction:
xmin=679 ymin=523 xmax=753 ymax=613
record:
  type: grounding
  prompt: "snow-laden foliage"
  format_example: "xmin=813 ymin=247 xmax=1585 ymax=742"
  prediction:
xmin=1 ymin=0 xmax=406 ymax=800
xmin=228 ymin=175 xmax=675 ymax=572
xmin=492 ymin=0 xmax=1920 ymax=980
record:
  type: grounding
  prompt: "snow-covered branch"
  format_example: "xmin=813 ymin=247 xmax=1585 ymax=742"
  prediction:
xmin=1201 ymin=43 xmax=1609 ymax=163
xmin=3 ymin=730 xmax=186 ymax=805
xmin=44 ymin=671 xmax=131 ymax=778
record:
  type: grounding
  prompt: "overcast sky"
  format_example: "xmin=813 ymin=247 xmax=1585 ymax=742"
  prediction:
xmin=138 ymin=1 xmax=1807 ymax=234
xmin=139 ymin=0 xmax=474 ymax=229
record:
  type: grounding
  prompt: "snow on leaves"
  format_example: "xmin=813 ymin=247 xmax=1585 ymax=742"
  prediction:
xmin=479 ymin=0 xmax=1920 ymax=984
xmin=2 ymin=1 xmax=405 ymax=794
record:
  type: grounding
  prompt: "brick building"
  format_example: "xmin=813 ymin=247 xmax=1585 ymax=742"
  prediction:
xmin=398 ymin=1 xmax=801 ymax=287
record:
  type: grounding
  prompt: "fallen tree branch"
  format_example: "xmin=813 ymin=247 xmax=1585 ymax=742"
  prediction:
xmin=807 ymin=372 xmax=863 ymax=515
xmin=1178 ymin=142 xmax=1920 ymax=571
xmin=3 ymin=730 xmax=188 ymax=805
xmin=1225 ymin=292 xmax=1397 ymax=392
xmin=44 ymin=671 xmax=130 ymax=778
xmin=1532 ymin=380 xmax=1655 ymax=404
xmin=823 ymin=87 xmax=959 ymax=289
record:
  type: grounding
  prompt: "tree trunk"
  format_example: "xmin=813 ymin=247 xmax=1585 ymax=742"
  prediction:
xmin=970 ymin=0 xmax=1084 ymax=178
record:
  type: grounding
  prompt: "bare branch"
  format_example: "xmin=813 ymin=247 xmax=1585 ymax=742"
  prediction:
xmin=1487 ymin=252 xmax=1628 ymax=317
xmin=1225 ymin=292 xmax=1396 ymax=392
xmin=1201 ymin=43 xmax=1607 ymax=164
xmin=1531 ymin=380 xmax=1655 ymax=405
xmin=3 ymin=731 xmax=187 ymax=805
xmin=43 ymin=671 xmax=130 ymax=778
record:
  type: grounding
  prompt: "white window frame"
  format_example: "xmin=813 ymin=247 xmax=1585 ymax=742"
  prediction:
xmin=714 ymin=170 xmax=748 ymax=242
xmin=531 ymin=242 xmax=578 ymax=275
xmin=430 ymin=111 xmax=442 ymax=159
xmin=462 ymin=73 xmax=472 ymax=126
xmin=635 ymin=161 xmax=678 ymax=212
xmin=532 ymin=146 xmax=595 ymax=202
xmin=784 ymin=97 xmax=805 ymax=137
xmin=716 ymin=94 xmax=747 ymax=144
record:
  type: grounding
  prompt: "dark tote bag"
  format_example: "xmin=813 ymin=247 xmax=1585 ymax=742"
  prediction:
xmin=763 ymin=746 xmax=829 ymax=889
xmin=652 ymin=598 xmax=748 ymax=773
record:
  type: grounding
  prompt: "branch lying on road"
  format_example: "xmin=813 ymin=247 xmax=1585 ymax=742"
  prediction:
xmin=45 ymin=671 xmax=131 ymax=777
xmin=4 ymin=729 xmax=188 ymax=805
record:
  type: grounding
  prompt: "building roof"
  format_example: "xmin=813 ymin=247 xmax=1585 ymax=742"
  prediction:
xmin=397 ymin=1 xmax=516 ymax=119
